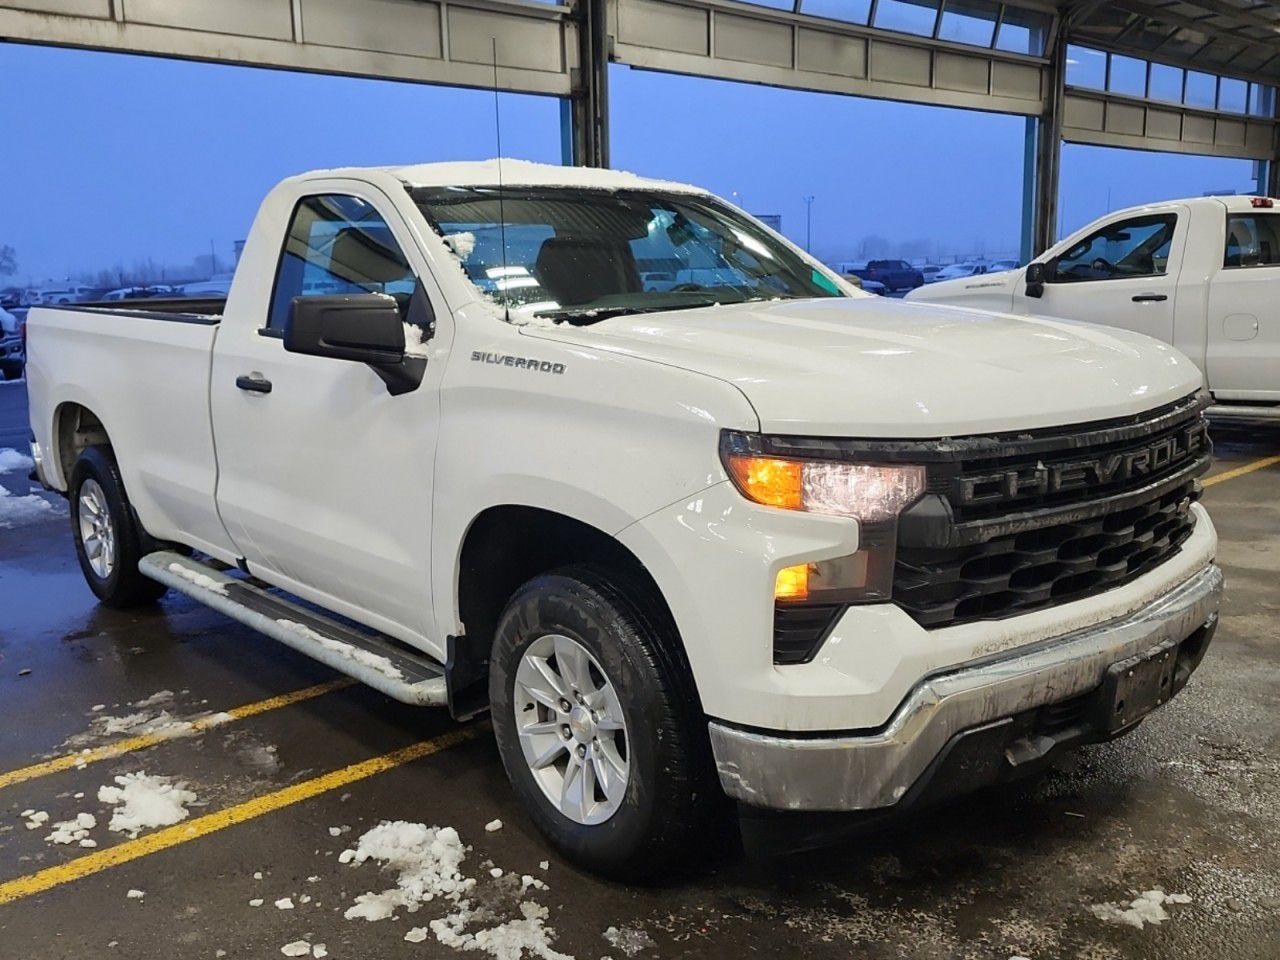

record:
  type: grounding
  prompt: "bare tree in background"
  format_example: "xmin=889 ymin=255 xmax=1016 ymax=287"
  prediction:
xmin=0 ymin=245 xmax=16 ymax=278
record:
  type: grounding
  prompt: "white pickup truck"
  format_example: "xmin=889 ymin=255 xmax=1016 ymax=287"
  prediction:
xmin=27 ymin=161 xmax=1221 ymax=876
xmin=909 ymin=195 xmax=1280 ymax=417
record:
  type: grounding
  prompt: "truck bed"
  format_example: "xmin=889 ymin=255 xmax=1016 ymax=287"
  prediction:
xmin=47 ymin=297 xmax=226 ymax=323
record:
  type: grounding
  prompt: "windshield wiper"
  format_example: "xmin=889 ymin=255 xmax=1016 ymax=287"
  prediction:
xmin=531 ymin=294 xmax=801 ymax=326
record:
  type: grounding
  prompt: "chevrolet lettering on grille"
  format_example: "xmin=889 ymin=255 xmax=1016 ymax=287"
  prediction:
xmin=956 ymin=420 xmax=1210 ymax=506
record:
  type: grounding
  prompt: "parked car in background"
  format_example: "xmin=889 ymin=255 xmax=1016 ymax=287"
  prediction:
xmin=27 ymin=161 xmax=1220 ymax=876
xmin=0 ymin=306 xmax=23 ymax=380
xmin=921 ymin=264 xmax=943 ymax=283
xmin=841 ymin=273 xmax=887 ymax=295
xmin=0 ymin=288 xmax=21 ymax=310
xmin=178 ymin=273 xmax=235 ymax=298
xmin=31 ymin=283 xmax=99 ymax=304
xmin=101 ymin=285 xmax=176 ymax=301
xmin=928 ymin=262 xmax=988 ymax=283
xmin=909 ymin=195 xmax=1280 ymax=419
xmin=847 ymin=259 xmax=924 ymax=291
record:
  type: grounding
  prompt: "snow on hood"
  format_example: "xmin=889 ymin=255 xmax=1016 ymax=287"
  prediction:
xmin=520 ymin=297 xmax=1204 ymax=438
xmin=388 ymin=158 xmax=707 ymax=195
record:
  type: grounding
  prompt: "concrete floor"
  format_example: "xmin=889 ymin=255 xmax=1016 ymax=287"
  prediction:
xmin=2 ymin=378 xmax=1279 ymax=959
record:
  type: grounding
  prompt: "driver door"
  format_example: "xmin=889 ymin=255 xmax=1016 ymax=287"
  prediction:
xmin=1015 ymin=209 xmax=1186 ymax=344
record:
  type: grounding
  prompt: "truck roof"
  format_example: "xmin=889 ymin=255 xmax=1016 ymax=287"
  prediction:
xmin=291 ymin=159 xmax=709 ymax=196
xmin=1096 ymin=194 xmax=1278 ymax=220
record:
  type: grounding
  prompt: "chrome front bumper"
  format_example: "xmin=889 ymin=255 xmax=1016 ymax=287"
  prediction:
xmin=709 ymin=563 xmax=1223 ymax=812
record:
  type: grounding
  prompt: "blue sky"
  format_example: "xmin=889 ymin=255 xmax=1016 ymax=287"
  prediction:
xmin=0 ymin=41 xmax=1264 ymax=283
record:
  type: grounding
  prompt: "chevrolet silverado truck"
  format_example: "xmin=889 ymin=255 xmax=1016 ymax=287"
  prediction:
xmin=27 ymin=161 xmax=1221 ymax=876
xmin=909 ymin=195 xmax=1280 ymax=418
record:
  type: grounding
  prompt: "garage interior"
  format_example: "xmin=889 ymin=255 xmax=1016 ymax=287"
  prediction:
xmin=2 ymin=1 xmax=1280 ymax=958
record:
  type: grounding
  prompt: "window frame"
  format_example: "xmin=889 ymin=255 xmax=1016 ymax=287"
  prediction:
xmin=1223 ymin=212 xmax=1280 ymax=271
xmin=263 ymin=190 xmax=426 ymax=338
xmin=1047 ymin=213 xmax=1180 ymax=285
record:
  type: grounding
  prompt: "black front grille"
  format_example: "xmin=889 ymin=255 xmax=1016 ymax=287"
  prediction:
xmin=897 ymin=485 xmax=1198 ymax=627
xmin=891 ymin=393 xmax=1210 ymax=630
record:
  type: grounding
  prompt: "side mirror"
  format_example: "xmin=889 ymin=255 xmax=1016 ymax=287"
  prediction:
xmin=1025 ymin=261 xmax=1048 ymax=299
xmin=285 ymin=293 xmax=425 ymax=395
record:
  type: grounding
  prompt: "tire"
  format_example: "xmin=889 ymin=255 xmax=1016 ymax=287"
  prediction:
xmin=489 ymin=565 xmax=716 ymax=880
xmin=0 ymin=363 xmax=19 ymax=381
xmin=69 ymin=445 xmax=167 ymax=608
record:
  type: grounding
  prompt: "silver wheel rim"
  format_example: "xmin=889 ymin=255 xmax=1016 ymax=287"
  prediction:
xmin=78 ymin=478 xmax=116 ymax=580
xmin=513 ymin=633 xmax=630 ymax=826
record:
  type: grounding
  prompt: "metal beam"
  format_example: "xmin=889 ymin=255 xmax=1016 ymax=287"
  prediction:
xmin=1032 ymin=23 xmax=1068 ymax=254
xmin=570 ymin=0 xmax=610 ymax=165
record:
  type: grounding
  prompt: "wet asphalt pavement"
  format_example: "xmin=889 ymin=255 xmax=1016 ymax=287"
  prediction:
xmin=1 ymin=378 xmax=1279 ymax=959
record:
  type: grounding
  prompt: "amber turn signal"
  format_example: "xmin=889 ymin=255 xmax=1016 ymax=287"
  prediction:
xmin=774 ymin=563 xmax=810 ymax=602
xmin=724 ymin=454 xmax=803 ymax=510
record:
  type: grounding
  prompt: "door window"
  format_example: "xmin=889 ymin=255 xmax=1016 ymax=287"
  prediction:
xmin=1051 ymin=215 xmax=1177 ymax=283
xmin=268 ymin=194 xmax=423 ymax=331
xmin=1224 ymin=214 xmax=1280 ymax=268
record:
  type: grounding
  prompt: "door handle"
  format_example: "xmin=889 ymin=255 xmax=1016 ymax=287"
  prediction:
xmin=235 ymin=374 xmax=272 ymax=394
xmin=1132 ymin=293 xmax=1168 ymax=303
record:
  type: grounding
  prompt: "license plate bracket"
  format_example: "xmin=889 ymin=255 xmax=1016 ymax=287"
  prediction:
xmin=1096 ymin=638 xmax=1179 ymax=735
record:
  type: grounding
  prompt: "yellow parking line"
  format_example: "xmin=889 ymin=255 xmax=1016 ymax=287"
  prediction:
xmin=0 ymin=724 xmax=482 ymax=907
xmin=1204 ymin=453 xmax=1280 ymax=488
xmin=0 ymin=678 xmax=355 ymax=792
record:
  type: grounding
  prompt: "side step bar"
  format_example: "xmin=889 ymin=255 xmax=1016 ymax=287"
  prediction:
xmin=140 ymin=551 xmax=447 ymax=707
xmin=1207 ymin=404 xmax=1280 ymax=421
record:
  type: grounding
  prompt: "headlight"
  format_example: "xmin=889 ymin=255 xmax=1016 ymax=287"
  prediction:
xmin=720 ymin=433 xmax=925 ymax=522
xmin=720 ymin=431 xmax=926 ymax=663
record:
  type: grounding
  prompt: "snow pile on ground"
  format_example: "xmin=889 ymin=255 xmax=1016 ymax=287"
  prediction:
xmin=98 ymin=772 xmax=198 ymax=837
xmin=0 ymin=483 xmax=56 ymax=528
xmin=603 ymin=925 xmax=655 ymax=956
xmin=341 ymin=822 xmax=474 ymax=921
xmin=276 ymin=620 xmax=405 ymax=682
xmin=0 ymin=448 xmax=33 ymax=474
xmin=167 ymin=563 xmax=230 ymax=595
xmin=45 ymin=812 xmax=97 ymax=847
xmin=431 ymin=899 xmax=572 ymax=960
xmin=1090 ymin=888 xmax=1193 ymax=929
xmin=341 ymin=821 xmax=575 ymax=959
xmin=21 ymin=809 xmax=49 ymax=830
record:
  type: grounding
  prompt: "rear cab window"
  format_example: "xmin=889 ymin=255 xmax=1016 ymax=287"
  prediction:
xmin=1224 ymin=214 xmax=1280 ymax=268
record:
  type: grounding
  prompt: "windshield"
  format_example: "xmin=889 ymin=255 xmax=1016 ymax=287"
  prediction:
xmin=410 ymin=186 xmax=845 ymax=324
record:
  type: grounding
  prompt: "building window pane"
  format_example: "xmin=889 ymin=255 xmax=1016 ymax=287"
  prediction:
xmin=1185 ymin=71 xmax=1217 ymax=108
xmin=995 ymin=7 xmax=1050 ymax=55
xmin=1218 ymin=77 xmax=1247 ymax=113
xmin=1108 ymin=55 xmax=1147 ymax=97
xmin=1066 ymin=45 xmax=1106 ymax=90
xmin=873 ymin=0 xmax=939 ymax=37
xmin=938 ymin=0 xmax=998 ymax=47
xmin=799 ymin=0 xmax=872 ymax=25
xmin=1250 ymin=83 xmax=1276 ymax=117
xmin=1148 ymin=62 xmax=1184 ymax=103
xmin=738 ymin=0 xmax=795 ymax=8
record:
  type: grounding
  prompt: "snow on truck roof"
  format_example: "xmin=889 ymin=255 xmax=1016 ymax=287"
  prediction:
xmin=294 ymin=159 xmax=709 ymax=195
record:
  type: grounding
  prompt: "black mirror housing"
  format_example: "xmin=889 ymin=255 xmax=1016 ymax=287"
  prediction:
xmin=1025 ymin=261 xmax=1048 ymax=299
xmin=285 ymin=294 xmax=406 ymax=365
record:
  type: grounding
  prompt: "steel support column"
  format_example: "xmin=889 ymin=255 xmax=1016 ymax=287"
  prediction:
xmin=1031 ymin=26 xmax=1068 ymax=255
xmin=569 ymin=0 xmax=610 ymax=167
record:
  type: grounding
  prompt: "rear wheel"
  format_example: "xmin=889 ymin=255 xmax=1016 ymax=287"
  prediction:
xmin=489 ymin=566 xmax=715 ymax=879
xmin=70 ymin=445 xmax=166 ymax=608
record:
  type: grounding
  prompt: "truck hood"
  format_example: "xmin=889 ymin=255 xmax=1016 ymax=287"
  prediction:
xmin=521 ymin=297 xmax=1203 ymax=438
xmin=908 ymin=269 xmax=1020 ymax=307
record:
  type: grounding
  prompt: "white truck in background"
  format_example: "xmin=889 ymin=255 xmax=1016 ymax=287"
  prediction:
xmin=909 ymin=195 xmax=1280 ymax=418
xmin=26 ymin=161 xmax=1221 ymax=876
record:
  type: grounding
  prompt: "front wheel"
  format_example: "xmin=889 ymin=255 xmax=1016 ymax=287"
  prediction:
xmin=70 ymin=445 xmax=167 ymax=608
xmin=489 ymin=566 xmax=715 ymax=879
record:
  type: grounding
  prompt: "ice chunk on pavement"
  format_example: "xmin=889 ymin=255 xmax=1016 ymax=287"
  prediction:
xmin=133 ymin=689 xmax=175 ymax=708
xmin=46 ymin=812 xmax=96 ymax=845
xmin=0 ymin=448 xmax=34 ymax=474
xmin=431 ymin=899 xmax=572 ymax=960
xmin=312 ymin=945 xmax=327 ymax=958
xmin=275 ymin=898 xmax=295 ymax=910
xmin=281 ymin=941 xmax=311 ymax=956
xmin=1090 ymin=889 xmax=1193 ymax=929
xmin=127 ymin=889 xmax=145 ymax=899
xmin=98 ymin=772 xmax=198 ymax=837
xmin=604 ymin=925 xmax=656 ymax=956
xmin=484 ymin=819 xmax=503 ymax=832
xmin=0 ymin=484 xmax=57 ymax=528
xmin=23 ymin=810 xmax=50 ymax=830
xmin=405 ymin=928 xmax=429 ymax=943
xmin=249 ymin=899 xmax=264 ymax=907
xmin=341 ymin=821 xmax=474 ymax=922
